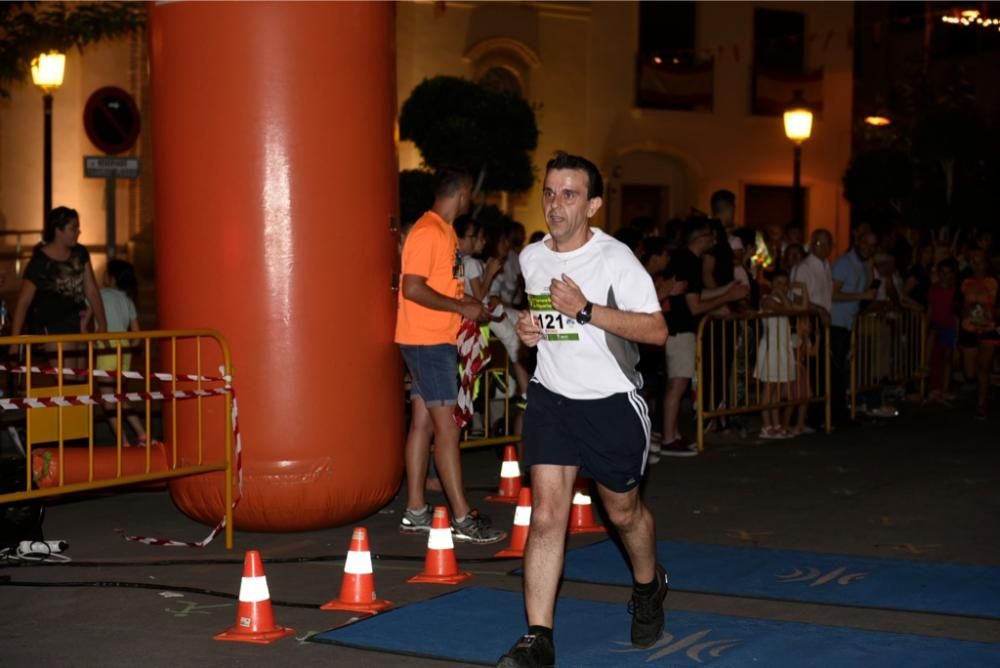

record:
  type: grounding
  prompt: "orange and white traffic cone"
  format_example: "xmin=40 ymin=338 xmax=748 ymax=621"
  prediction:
xmin=321 ymin=527 xmax=392 ymax=614
xmin=568 ymin=482 xmax=607 ymax=535
xmin=485 ymin=444 xmax=522 ymax=504
xmin=495 ymin=487 xmax=531 ymax=558
xmin=214 ymin=550 xmax=294 ymax=644
xmin=408 ymin=506 xmax=472 ymax=584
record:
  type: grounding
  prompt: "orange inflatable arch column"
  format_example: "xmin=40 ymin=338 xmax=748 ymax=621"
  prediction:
xmin=149 ymin=3 xmax=402 ymax=531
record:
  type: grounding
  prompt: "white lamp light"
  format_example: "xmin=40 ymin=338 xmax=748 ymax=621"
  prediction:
xmin=31 ymin=51 xmax=66 ymax=94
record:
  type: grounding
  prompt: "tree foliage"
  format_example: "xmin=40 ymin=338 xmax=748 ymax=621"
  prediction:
xmin=843 ymin=70 xmax=999 ymax=236
xmin=399 ymin=76 xmax=538 ymax=194
xmin=399 ymin=169 xmax=435 ymax=227
xmin=0 ymin=2 xmax=145 ymax=99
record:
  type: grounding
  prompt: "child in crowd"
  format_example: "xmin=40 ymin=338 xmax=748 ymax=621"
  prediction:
xmin=927 ymin=258 xmax=959 ymax=402
xmin=785 ymin=313 xmax=816 ymax=435
xmin=754 ymin=270 xmax=808 ymax=438
xmin=958 ymin=249 xmax=998 ymax=419
xmin=96 ymin=259 xmax=148 ymax=446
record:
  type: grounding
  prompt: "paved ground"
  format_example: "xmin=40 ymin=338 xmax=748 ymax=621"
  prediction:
xmin=1 ymin=396 xmax=998 ymax=666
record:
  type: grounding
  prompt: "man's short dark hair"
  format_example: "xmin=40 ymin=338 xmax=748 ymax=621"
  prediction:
xmin=433 ymin=167 xmax=474 ymax=197
xmin=546 ymin=151 xmax=604 ymax=199
xmin=710 ymin=190 xmax=736 ymax=214
xmin=682 ymin=215 xmax=712 ymax=243
xmin=453 ymin=213 xmax=479 ymax=240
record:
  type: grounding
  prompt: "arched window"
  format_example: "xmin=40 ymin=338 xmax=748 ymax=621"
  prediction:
xmin=479 ymin=65 xmax=523 ymax=97
xmin=464 ymin=37 xmax=540 ymax=99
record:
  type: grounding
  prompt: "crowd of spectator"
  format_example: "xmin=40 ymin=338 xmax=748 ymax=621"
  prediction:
xmin=615 ymin=190 xmax=999 ymax=458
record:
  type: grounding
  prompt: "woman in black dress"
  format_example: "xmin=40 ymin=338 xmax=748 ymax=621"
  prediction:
xmin=10 ymin=207 xmax=107 ymax=360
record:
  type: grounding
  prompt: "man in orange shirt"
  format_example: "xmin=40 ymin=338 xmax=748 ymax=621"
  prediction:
xmin=396 ymin=168 xmax=504 ymax=544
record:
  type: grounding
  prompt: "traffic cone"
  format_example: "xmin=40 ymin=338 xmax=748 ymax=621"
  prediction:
xmin=408 ymin=506 xmax=472 ymax=584
xmin=321 ymin=527 xmax=393 ymax=614
xmin=495 ymin=487 xmax=531 ymax=558
xmin=485 ymin=444 xmax=522 ymax=504
xmin=214 ymin=550 xmax=294 ymax=644
xmin=568 ymin=482 xmax=607 ymax=535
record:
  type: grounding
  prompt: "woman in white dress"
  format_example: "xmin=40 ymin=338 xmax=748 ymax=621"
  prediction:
xmin=755 ymin=270 xmax=808 ymax=438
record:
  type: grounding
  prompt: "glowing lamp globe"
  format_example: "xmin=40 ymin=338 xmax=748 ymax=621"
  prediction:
xmin=783 ymin=91 xmax=813 ymax=144
xmin=31 ymin=51 xmax=66 ymax=94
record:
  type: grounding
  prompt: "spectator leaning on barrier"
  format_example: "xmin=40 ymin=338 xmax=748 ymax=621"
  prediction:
xmin=830 ymin=231 xmax=878 ymax=425
xmin=791 ymin=229 xmax=834 ymax=325
xmin=958 ymin=248 xmax=998 ymax=420
xmin=661 ymin=217 xmax=749 ymax=457
xmin=394 ymin=168 xmax=504 ymax=545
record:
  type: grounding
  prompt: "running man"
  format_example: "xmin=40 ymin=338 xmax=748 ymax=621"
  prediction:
xmin=497 ymin=153 xmax=669 ymax=667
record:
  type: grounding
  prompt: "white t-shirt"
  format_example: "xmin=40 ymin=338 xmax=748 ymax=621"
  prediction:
xmin=497 ymin=249 xmax=521 ymax=303
xmin=100 ymin=287 xmax=138 ymax=332
xmin=461 ymin=255 xmax=483 ymax=298
xmin=791 ymin=253 xmax=833 ymax=313
xmin=520 ymin=228 xmax=661 ymax=399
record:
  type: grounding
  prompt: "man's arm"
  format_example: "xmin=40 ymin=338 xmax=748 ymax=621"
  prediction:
xmin=687 ymin=282 xmax=749 ymax=315
xmin=549 ymin=274 xmax=667 ymax=346
xmin=402 ymin=275 xmax=486 ymax=322
xmin=832 ymin=279 xmax=874 ymax=302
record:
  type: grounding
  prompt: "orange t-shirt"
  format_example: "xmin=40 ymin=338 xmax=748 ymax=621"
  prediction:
xmin=960 ymin=276 xmax=998 ymax=333
xmin=395 ymin=211 xmax=463 ymax=345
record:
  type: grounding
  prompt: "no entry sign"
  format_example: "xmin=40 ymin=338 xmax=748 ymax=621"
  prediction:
xmin=83 ymin=86 xmax=141 ymax=155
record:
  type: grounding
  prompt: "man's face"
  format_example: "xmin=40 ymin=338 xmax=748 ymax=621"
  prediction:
xmin=542 ymin=169 xmax=601 ymax=246
xmin=857 ymin=233 xmax=878 ymax=260
xmin=715 ymin=203 xmax=734 ymax=228
xmin=456 ymin=180 xmax=474 ymax=215
xmin=853 ymin=223 xmax=872 ymax=247
xmin=811 ymin=231 xmax=832 ymax=260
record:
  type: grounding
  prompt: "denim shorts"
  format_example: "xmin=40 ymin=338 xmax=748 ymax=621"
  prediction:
xmin=400 ymin=344 xmax=458 ymax=407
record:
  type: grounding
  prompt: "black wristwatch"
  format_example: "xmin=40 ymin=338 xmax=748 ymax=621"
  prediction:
xmin=576 ymin=301 xmax=593 ymax=325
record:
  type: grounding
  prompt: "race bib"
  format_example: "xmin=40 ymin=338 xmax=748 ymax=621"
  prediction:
xmin=528 ymin=293 xmax=580 ymax=341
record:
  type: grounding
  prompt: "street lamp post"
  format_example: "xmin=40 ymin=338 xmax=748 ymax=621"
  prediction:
xmin=31 ymin=51 xmax=66 ymax=224
xmin=783 ymin=89 xmax=813 ymax=229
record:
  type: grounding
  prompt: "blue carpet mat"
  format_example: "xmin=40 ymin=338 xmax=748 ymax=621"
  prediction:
xmin=555 ymin=540 xmax=1000 ymax=619
xmin=310 ymin=587 xmax=1000 ymax=667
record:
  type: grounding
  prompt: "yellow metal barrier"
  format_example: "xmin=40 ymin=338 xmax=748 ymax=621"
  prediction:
xmin=459 ymin=345 xmax=523 ymax=451
xmin=696 ymin=312 xmax=832 ymax=452
xmin=849 ymin=308 xmax=927 ymax=419
xmin=0 ymin=329 xmax=234 ymax=549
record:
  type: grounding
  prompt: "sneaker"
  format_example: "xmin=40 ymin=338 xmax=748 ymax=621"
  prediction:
xmin=452 ymin=509 xmax=506 ymax=545
xmin=399 ymin=504 xmax=434 ymax=533
xmin=629 ymin=564 xmax=669 ymax=648
xmin=659 ymin=438 xmax=697 ymax=457
xmin=496 ymin=633 xmax=555 ymax=668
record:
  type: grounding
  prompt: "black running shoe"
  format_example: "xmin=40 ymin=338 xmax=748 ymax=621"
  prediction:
xmin=628 ymin=563 xmax=669 ymax=648
xmin=496 ymin=633 xmax=555 ymax=668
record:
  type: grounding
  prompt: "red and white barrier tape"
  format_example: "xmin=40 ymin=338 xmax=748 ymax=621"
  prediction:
xmin=0 ymin=360 xmax=227 ymax=384
xmin=0 ymin=387 xmax=230 ymax=411
xmin=116 ymin=379 xmax=243 ymax=548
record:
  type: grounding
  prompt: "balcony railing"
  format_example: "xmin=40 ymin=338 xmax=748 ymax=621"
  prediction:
xmin=636 ymin=54 xmax=714 ymax=112
xmin=751 ymin=67 xmax=823 ymax=116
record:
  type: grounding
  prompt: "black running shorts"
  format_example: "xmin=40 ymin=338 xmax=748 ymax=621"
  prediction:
xmin=522 ymin=380 xmax=651 ymax=493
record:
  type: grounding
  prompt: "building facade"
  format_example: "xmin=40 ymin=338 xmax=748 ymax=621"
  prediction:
xmin=398 ymin=0 xmax=855 ymax=246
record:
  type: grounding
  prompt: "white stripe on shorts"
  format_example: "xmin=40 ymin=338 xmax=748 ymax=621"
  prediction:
xmin=626 ymin=390 xmax=652 ymax=474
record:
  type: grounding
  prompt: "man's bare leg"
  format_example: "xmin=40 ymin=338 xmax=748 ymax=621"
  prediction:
xmin=663 ymin=377 xmax=689 ymax=442
xmin=427 ymin=403 xmax=471 ymax=519
xmin=524 ymin=464 xmax=577 ymax=628
xmin=595 ymin=483 xmax=656 ymax=584
xmin=405 ymin=397 xmax=434 ymax=511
